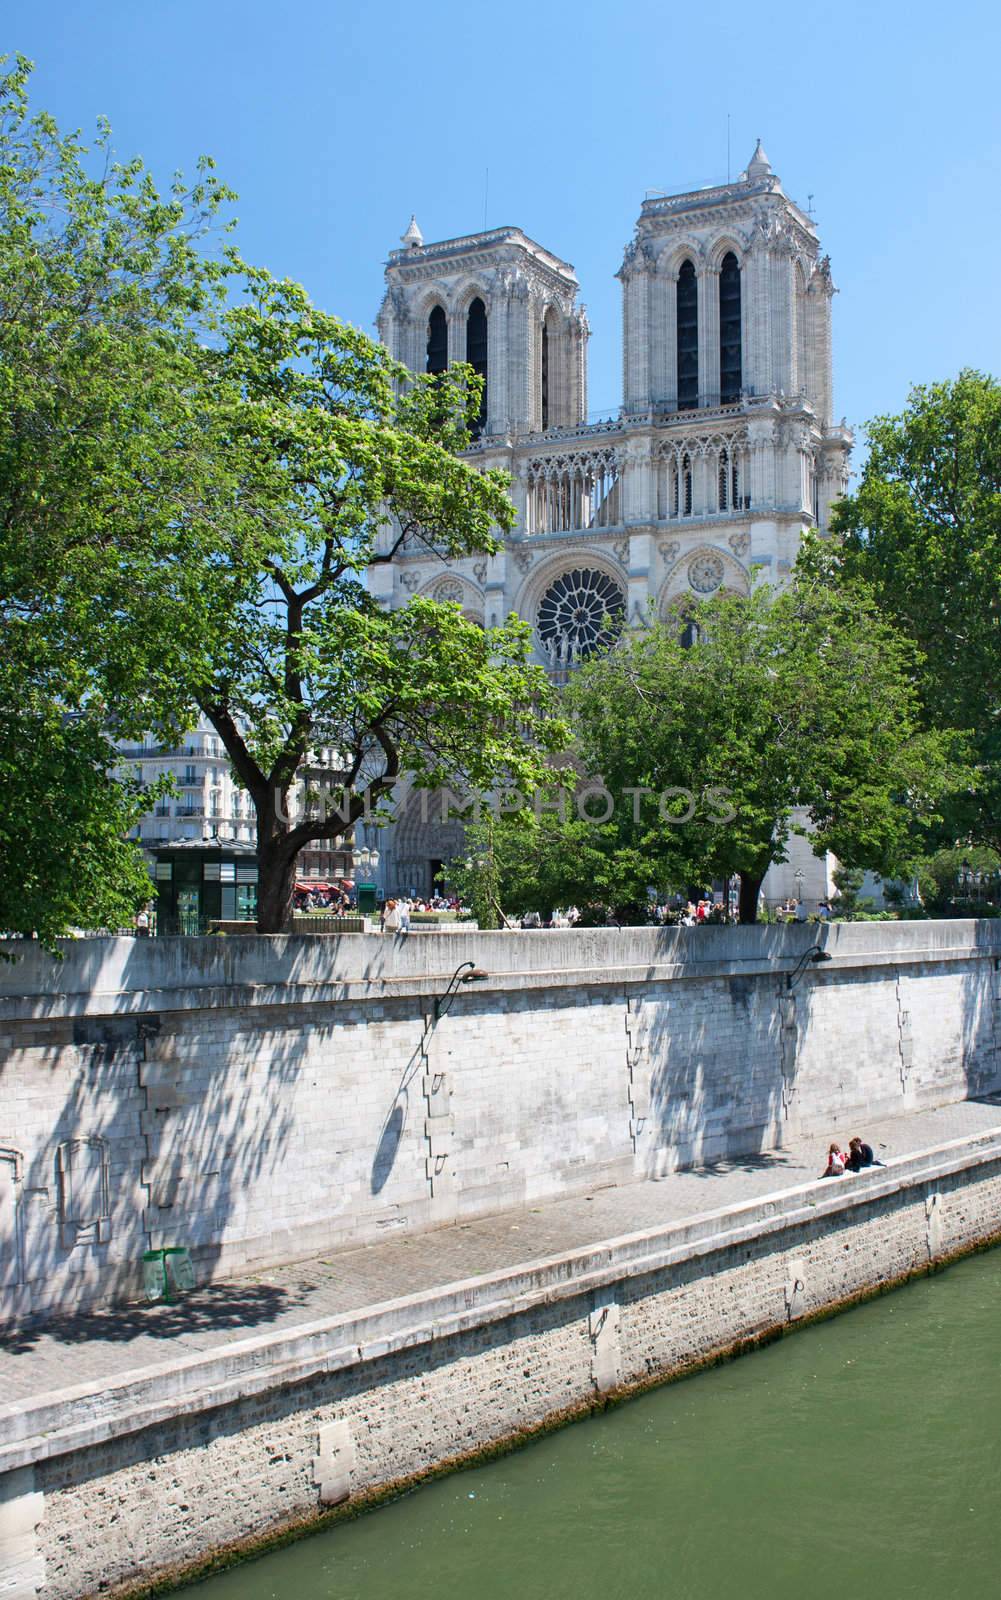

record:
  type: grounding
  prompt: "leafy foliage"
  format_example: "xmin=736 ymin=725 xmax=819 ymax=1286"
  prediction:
xmin=915 ymin=844 xmax=1001 ymax=913
xmin=830 ymin=370 xmax=1001 ymax=849
xmin=1 ymin=60 xmax=564 ymax=934
xmin=0 ymin=55 xmax=236 ymax=939
xmin=455 ymin=560 xmax=962 ymax=923
xmin=177 ymin=278 xmax=564 ymax=929
xmin=0 ymin=698 xmax=154 ymax=947
xmin=447 ymin=803 xmax=646 ymax=926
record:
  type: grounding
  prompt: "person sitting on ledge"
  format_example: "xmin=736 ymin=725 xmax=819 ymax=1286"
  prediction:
xmin=846 ymin=1135 xmax=883 ymax=1171
xmin=822 ymin=1142 xmax=847 ymax=1177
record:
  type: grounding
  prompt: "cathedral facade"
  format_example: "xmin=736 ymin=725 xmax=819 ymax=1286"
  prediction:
xmin=369 ymin=144 xmax=852 ymax=905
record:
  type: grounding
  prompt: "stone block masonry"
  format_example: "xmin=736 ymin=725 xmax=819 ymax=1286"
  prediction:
xmin=1 ymin=920 xmax=1000 ymax=1324
xmin=3 ymin=1126 xmax=1000 ymax=1599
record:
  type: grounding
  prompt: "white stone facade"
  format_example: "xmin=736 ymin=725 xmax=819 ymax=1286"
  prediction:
xmin=116 ymin=719 xmax=351 ymax=883
xmin=372 ymin=146 xmax=852 ymax=901
xmin=115 ymin=717 xmax=256 ymax=850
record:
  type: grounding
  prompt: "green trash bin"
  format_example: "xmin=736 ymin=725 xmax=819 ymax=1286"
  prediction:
xmin=164 ymin=1246 xmax=194 ymax=1295
xmin=142 ymin=1246 xmax=194 ymax=1303
xmin=143 ymin=1249 xmax=166 ymax=1302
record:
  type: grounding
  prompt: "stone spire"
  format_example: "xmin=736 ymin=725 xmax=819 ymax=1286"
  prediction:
xmin=400 ymin=214 xmax=424 ymax=250
xmin=746 ymin=139 xmax=773 ymax=180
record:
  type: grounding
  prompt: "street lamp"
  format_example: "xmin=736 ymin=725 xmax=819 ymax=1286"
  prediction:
xmin=787 ymin=943 xmax=832 ymax=990
xmin=727 ymin=874 xmax=740 ymax=923
xmin=959 ymin=858 xmax=973 ymax=900
xmin=351 ymin=842 xmax=381 ymax=915
xmin=351 ymin=844 xmax=381 ymax=874
xmin=433 ymin=961 xmax=489 ymax=1023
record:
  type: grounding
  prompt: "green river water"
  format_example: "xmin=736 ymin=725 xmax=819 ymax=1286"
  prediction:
xmin=190 ymin=1249 xmax=1001 ymax=1600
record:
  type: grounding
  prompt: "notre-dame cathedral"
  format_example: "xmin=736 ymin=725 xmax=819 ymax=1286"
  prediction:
xmin=368 ymin=143 xmax=853 ymax=906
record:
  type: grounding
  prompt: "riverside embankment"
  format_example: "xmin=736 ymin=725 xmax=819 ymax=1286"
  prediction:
xmin=183 ymin=1245 xmax=1001 ymax=1600
xmin=2 ymin=1097 xmax=1001 ymax=1599
xmin=2 ymin=922 xmax=1001 ymax=1596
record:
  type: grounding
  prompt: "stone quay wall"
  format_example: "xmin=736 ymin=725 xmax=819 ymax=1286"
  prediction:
xmin=3 ymin=1130 xmax=1001 ymax=1600
xmin=1 ymin=920 xmax=1000 ymax=1325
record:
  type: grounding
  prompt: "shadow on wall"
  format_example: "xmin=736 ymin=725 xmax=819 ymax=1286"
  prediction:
xmin=639 ymin=923 xmax=853 ymax=1173
xmin=372 ymin=1103 xmax=406 ymax=1195
xmin=1 ymin=935 xmax=303 ymax=1327
xmin=639 ymin=920 xmax=1001 ymax=1177
xmin=955 ymin=921 xmax=999 ymax=1102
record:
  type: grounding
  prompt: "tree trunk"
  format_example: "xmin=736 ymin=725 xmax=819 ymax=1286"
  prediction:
xmin=738 ymin=869 xmax=766 ymax=925
xmin=256 ymin=834 xmax=297 ymax=933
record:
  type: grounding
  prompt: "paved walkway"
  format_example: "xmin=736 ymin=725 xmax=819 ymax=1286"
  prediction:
xmin=3 ymin=1096 xmax=1000 ymax=1413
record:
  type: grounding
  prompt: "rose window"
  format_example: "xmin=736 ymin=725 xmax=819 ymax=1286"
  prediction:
xmin=537 ymin=568 xmax=626 ymax=665
xmin=688 ymin=553 xmax=725 ymax=593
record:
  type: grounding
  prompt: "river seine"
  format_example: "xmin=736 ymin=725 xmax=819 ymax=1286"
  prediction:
xmin=192 ymin=1248 xmax=1001 ymax=1600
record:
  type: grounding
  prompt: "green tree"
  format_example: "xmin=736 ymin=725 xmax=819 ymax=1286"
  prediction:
xmin=1 ymin=61 xmax=562 ymax=935
xmin=447 ymin=802 xmax=649 ymax=926
xmin=0 ymin=56 xmax=236 ymax=939
xmin=0 ymin=697 xmax=155 ymax=947
xmin=176 ymin=277 xmax=562 ymax=931
xmin=830 ymin=371 xmax=1001 ymax=849
xmin=916 ymin=845 xmax=1001 ymax=913
xmin=535 ymin=563 xmax=960 ymax=922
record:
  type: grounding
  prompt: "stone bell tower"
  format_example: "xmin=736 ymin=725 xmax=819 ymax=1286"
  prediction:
xmin=618 ymin=140 xmax=850 ymax=531
xmin=377 ymin=217 xmax=590 ymax=438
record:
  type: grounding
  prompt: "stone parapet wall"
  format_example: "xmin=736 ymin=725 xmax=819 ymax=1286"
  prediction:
xmin=0 ymin=922 xmax=999 ymax=1324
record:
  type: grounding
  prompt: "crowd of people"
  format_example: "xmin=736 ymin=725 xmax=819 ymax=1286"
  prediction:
xmin=674 ymin=899 xmax=729 ymax=926
xmin=822 ymin=1136 xmax=885 ymax=1177
xmin=293 ymin=880 xmax=356 ymax=914
xmin=519 ymin=907 xmax=580 ymax=928
xmin=293 ymin=885 xmax=840 ymax=929
xmin=380 ymin=893 xmax=465 ymax=932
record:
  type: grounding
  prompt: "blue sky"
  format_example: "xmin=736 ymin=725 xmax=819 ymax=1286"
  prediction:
xmin=6 ymin=0 xmax=1000 ymax=469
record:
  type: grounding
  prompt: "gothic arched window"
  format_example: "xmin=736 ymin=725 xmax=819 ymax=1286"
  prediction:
xmin=719 ymin=253 xmax=742 ymax=404
xmin=677 ymin=260 xmax=698 ymax=411
xmin=682 ymin=452 xmax=693 ymax=516
xmin=426 ymin=305 xmax=447 ymax=376
xmin=466 ymin=297 xmax=488 ymax=436
xmin=541 ymin=321 xmax=550 ymax=431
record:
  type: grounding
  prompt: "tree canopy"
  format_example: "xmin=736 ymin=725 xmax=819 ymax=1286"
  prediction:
xmin=454 ymin=562 xmax=962 ymax=923
xmin=0 ymin=697 xmax=155 ymax=947
xmin=0 ymin=54 xmax=236 ymax=940
xmin=830 ymin=370 xmax=1001 ymax=850
xmin=177 ymin=276 xmax=563 ymax=930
